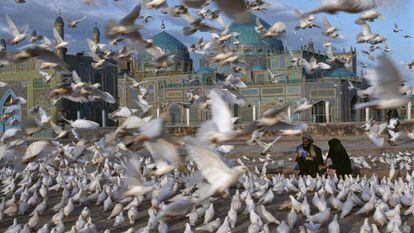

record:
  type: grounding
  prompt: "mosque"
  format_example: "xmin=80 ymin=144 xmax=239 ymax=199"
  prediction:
xmin=0 ymin=13 xmax=411 ymax=132
xmin=0 ymin=13 xmax=118 ymax=133
xmin=119 ymin=14 xmax=374 ymax=126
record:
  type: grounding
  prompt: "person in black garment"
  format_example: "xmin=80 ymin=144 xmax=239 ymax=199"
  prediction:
xmin=326 ymin=138 xmax=352 ymax=177
xmin=295 ymin=135 xmax=324 ymax=177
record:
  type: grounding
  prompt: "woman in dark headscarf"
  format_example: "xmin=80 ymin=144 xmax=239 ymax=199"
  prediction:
xmin=326 ymin=138 xmax=352 ymax=177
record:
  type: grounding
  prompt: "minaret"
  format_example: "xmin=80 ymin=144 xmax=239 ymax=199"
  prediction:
xmin=54 ymin=9 xmax=67 ymax=128
xmin=307 ymin=40 xmax=314 ymax=53
xmin=92 ymin=23 xmax=100 ymax=44
xmin=54 ymin=9 xmax=66 ymax=58
xmin=0 ymin=34 xmax=6 ymax=52
xmin=161 ymin=20 xmax=166 ymax=32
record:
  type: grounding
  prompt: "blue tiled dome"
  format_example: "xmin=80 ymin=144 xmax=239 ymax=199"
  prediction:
xmin=327 ymin=68 xmax=355 ymax=78
xmin=251 ymin=64 xmax=266 ymax=71
xmin=196 ymin=67 xmax=215 ymax=74
xmin=229 ymin=14 xmax=284 ymax=51
xmin=151 ymin=31 xmax=190 ymax=60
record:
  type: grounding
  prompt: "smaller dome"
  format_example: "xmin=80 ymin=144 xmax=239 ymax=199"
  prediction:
xmin=55 ymin=16 xmax=64 ymax=25
xmin=327 ymin=68 xmax=355 ymax=78
xmin=251 ymin=64 xmax=266 ymax=71
xmin=196 ymin=67 xmax=215 ymax=74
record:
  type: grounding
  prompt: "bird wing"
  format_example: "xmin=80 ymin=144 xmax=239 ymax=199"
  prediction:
xmin=294 ymin=9 xmax=305 ymax=18
xmin=75 ymin=15 xmax=87 ymax=23
xmin=23 ymin=46 xmax=70 ymax=73
xmin=347 ymin=80 xmax=354 ymax=89
xmin=266 ymin=120 xmax=306 ymax=133
xmin=214 ymin=0 xmax=250 ymax=24
xmin=23 ymin=140 xmax=49 ymax=162
xmin=317 ymin=62 xmax=331 ymax=69
xmin=184 ymin=136 xmax=234 ymax=185
xmin=138 ymin=84 xmax=147 ymax=96
xmin=256 ymin=17 xmax=263 ymax=27
xmin=89 ymin=50 xmax=103 ymax=63
xmin=127 ymin=77 xmax=139 ymax=86
xmin=270 ymin=21 xmax=286 ymax=32
xmin=120 ymin=3 xmax=141 ymax=25
xmin=86 ymin=38 xmax=98 ymax=53
xmin=145 ymin=138 xmax=180 ymax=165
xmin=361 ymin=23 xmax=372 ymax=35
xmin=145 ymin=44 xmax=164 ymax=59
xmin=310 ymin=56 xmax=317 ymax=65
xmin=209 ymin=89 xmax=233 ymax=133
xmin=300 ymin=59 xmax=312 ymax=73
xmin=6 ymin=15 xmax=20 ymax=36
xmin=262 ymin=103 xmax=290 ymax=118
xmin=53 ymin=28 xmax=64 ymax=44
xmin=122 ymin=155 xmax=144 ymax=186
xmin=289 ymin=50 xmax=297 ymax=59
xmin=72 ymin=119 xmax=99 ymax=129
xmin=50 ymin=121 xmax=64 ymax=134
xmin=267 ymin=68 xmax=274 ymax=76
xmin=72 ymin=70 xmax=82 ymax=84
xmin=183 ymin=0 xmax=208 ymax=8
xmin=364 ymin=56 xmax=403 ymax=98
xmin=38 ymin=70 xmax=49 ymax=78
xmin=139 ymin=117 xmax=163 ymax=139
xmin=38 ymin=106 xmax=49 ymax=120
xmin=323 ymin=16 xmax=332 ymax=29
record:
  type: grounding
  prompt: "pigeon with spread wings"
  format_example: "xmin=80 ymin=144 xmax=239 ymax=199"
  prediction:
xmin=354 ymin=56 xmax=409 ymax=109
xmin=183 ymin=136 xmax=247 ymax=202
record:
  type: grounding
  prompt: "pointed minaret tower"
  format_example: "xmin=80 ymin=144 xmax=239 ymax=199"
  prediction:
xmin=0 ymin=34 xmax=6 ymax=52
xmin=92 ymin=23 xmax=100 ymax=44
xmin=161 ymin=20 xmax=166 ymax=32
xmin=307 ymin=40 xmax=314 ymax=53
xmin=54 ymin=9 xmax=66 ymax=58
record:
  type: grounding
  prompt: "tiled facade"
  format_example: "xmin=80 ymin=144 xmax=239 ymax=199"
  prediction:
xmin=0 ymin=15 xmax=118 ymax=132
xmin=118 ymin=15 xmax=368 ymax=126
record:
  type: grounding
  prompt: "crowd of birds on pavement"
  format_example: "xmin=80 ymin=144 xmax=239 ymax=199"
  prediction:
xmin=1 ymin=0 xmax=414 ymax=232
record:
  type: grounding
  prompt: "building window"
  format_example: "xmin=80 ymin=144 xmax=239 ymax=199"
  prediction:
xmin=271 ymin=57 xmax=278 ymax=69
xmin=206 ymin=76 xmax=213 ymax=85
xmin=0 ymin=91 xmax=21 ymax=132
xmin=158 ymin=81 xmax=165 ymax=89
xmin=169 ymin=104 xmax=181 ymax=126
xmin=255 ymin=73 xmax=265 ymax=85
xmin=244 ymin=48 xmax=252 ymax=55
xmin=190 ymin=105 xmax=198 ymax=123
xmin=280 ymin=55 xmax=286 ymax=68
xmin=312 ymin=101 xmax=326 ymax=123
xmin=311 ymin=101 xmax=333 ymax=123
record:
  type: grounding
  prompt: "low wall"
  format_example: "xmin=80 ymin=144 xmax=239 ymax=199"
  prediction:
xmin=32 ymin=120 xmax=414 ymax=140
xmin=166 ymin=120 xmax=414 ymax=137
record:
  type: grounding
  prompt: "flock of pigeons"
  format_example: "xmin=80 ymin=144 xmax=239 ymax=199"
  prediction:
xmin=0 ymin=0 xmax=414 ymax=232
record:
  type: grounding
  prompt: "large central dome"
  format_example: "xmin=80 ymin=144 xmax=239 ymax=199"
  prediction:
xmin=229 ymin=14 xmax=284 ymax=51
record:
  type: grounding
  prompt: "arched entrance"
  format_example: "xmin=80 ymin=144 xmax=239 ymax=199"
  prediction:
xmin=0 ymin=89 xmax=21 ymax=132
xmin=311 ymin=101 xmax=326 ymax=123
xmin=169 ymin=104 xmax=181 ymax=126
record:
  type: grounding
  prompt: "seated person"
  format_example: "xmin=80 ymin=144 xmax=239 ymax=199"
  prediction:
xmin=326 ymin=138 xmax=352 ymax=177
xmin=295 ymin=135 xmax=323 ymax=177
